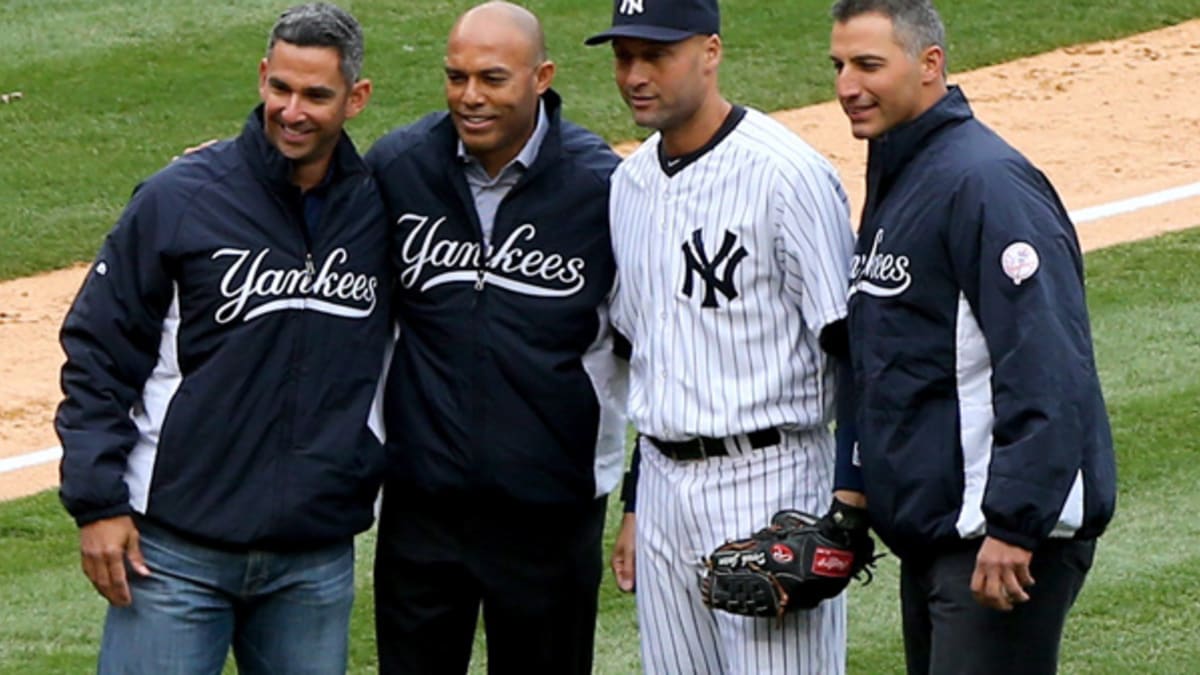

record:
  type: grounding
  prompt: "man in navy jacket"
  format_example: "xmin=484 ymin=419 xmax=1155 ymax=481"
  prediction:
xmin=55 ymin=4 xmax=389 ymax=672
xmin=828 ymin=1 xmax=1116 ymax=673
xmin=366 ymin=3 xmax=624 ymax=673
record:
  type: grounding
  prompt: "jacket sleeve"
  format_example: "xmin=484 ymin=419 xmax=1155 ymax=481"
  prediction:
xmin=947 ymin=159 xmax=1095 ymax=549
xmin=56 ymin=182 xmax=178 ymax=526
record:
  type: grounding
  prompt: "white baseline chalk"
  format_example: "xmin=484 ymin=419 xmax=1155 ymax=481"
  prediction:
xmin=1071 ymin=181 xmax=1200 ymax=224
xmin=0 ymin=446 xmax=62 ymax=474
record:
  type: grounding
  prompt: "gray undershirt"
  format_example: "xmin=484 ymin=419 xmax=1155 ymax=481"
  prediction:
xmin=456 ymin=99 xmax=548 ymax=244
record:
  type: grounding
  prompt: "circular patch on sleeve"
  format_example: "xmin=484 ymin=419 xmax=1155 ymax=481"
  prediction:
xmin=95 ymin=261 xmax=109 ymax=276
xmin=1001 ymin=242 xmax=1039 ymax=286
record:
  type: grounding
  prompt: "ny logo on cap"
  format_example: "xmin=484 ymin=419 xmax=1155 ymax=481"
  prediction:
xmin=618 ymin=0 xmax=645 ymax=15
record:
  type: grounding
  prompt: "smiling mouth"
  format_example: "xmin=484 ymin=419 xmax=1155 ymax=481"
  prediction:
xmin=843 ymin=104 xmax=876 ymax=121
xmin=457 ymin=113 xmax=496 ymax=131
xmin=277 ymin=122 xmax=313 ymax=142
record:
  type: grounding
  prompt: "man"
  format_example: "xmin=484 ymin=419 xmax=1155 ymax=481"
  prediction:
xmin=586 ymin=0 xmax=858 ymax=672
xmin=365 ymin=3 xmax=624 ymax=673
xmin=828 ymin=1 xmax=1117 ymax=673
xmin=55 ymin=3 xmax=388 ymax=673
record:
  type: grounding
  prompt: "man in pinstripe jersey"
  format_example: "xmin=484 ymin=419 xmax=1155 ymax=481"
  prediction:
xmin=587 ymin=0 xmax=860 ymax=672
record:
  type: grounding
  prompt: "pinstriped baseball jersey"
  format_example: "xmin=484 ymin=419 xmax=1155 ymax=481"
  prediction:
xmin=609 ymin=107 xmax=854 ymax=441
xmin=609 ymin=106 xmax=855 ymax=675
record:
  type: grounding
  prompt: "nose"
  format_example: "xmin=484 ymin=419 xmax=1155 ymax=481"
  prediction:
xmin=619 ymin=58 xmax=650 ymax=91
xmin=835 ymin=68 xmax=860 ymax=102
xmin=461 ymin=77 xmax=485 ymax=107
xmin=280 ymin=92 xmax=305 ymax=121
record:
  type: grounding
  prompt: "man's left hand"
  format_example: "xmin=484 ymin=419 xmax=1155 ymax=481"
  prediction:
xmin=970 ymin=536 xmax=1034 ymax=611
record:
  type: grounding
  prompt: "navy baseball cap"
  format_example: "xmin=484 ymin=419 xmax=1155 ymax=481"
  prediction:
xmin=585 ymin=0 xmax=720 ymax=45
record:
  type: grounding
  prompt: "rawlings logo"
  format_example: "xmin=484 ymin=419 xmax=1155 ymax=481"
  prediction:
xmin=811 ymin=547 xmax=854 ymax=578
xmin=770 ymin=543 xmax=795 ymax=564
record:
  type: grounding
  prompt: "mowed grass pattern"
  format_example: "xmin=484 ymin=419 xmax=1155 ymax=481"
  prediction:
xmin=2 ymin=228 xmax=1198 ymax=673
xmin=2 ymin=0 xmax=1198 ymax=278
xmin=3 ymin=0 xmax=1199 ymax=672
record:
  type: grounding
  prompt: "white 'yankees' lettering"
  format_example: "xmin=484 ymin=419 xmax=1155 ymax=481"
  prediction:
xmin=850 ymin=229 xmax=912 ymax=297
xmin=397 ymin=213 xmax=586 ymax=297
xmin=213 ymin=247 xmax=378 ymax=324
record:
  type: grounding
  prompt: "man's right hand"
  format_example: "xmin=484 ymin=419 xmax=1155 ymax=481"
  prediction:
xmin=79 ymin=515 xmax=152 ymax=606
xmin=171 ymin=138 xmax=219 ymax=162
xmin=611 ymin=513 xmax=636 ymax=592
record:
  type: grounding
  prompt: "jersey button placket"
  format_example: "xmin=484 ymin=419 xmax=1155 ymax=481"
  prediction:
xmin=658 ymin=187 xmax=672 ymax=324
xmin=658 ymin=182 xmax=675 ymax=390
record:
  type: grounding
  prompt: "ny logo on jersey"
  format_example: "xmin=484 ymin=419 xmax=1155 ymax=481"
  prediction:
xmin=681 ymin=229 xmax=747 ymax=308
xmin=618 ymin=0 xmax=645 ymax=15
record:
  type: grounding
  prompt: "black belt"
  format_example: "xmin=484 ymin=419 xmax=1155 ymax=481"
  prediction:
xmin=646 ymin=428 xmax=781 ymax=461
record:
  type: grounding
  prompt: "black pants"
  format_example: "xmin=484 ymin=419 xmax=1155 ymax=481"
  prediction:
xmin=374 ymin=489 xmax=607 ymax=675
xmin=900 ymin=538 xmax=1096 ymax=675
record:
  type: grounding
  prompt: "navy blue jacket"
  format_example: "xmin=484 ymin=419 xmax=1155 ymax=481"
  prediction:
xmin=366 ymin=91 xmax=625 ymax=505
xmin=56 ymin=106 xmax=391 ymax=550
xmin=847 ymin=87 xmax=1116 ymax=559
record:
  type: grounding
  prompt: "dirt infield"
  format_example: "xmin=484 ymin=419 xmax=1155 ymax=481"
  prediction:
xmin=2 ymin=20 xmax=1199 ymax=501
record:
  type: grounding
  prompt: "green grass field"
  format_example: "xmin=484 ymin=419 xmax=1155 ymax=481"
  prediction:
xmin=4 ymin=228 xmax=1199 ymax=673
xmin=2 ymin=0 xmax=1199 ymax=672
xmin=2 ymin=0 xmax=1198 ymax=280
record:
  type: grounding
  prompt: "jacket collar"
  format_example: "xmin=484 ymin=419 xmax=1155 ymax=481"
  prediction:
xmin=237 ymin=103 xmax=368 ymax=193
xmin=456 ymin=98 xmax=549 ymax=172
xmin=433 ymin=88 xmax=566 ymax=181
xmin=868 ymin=85 xmax=973 ymax=179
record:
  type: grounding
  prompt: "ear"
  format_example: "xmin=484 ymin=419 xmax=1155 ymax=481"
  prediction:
xmin=258 ymin=57 xmax=269 ymax=99
xmin=344 ymin=78 xmax=373 ymax=120
xmin=705 ymin=34 xmax=723 ymax=70
xmin=534 ymin=60 xmax=556 ymax=95
xmin=920 ymin=44 xmax=945 ymax=84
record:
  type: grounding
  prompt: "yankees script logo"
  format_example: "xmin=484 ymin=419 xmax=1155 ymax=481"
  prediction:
xmin=681 ymin=229 xmax=747 ymax=308
xmin=212 ymin=248 xmax=378 ymax=324
xmin=397 ymin=213 xmax=586 ymax=297
xmin=850 ymin=228 xmax=912 ymax=297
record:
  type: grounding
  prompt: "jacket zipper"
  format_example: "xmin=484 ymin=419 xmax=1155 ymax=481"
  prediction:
xmin=264 ymin=182 xmax=324 ymax=530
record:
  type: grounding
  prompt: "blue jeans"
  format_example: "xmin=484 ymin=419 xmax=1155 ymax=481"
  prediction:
xmin=98 ymin=519 xmax=355 ymax=675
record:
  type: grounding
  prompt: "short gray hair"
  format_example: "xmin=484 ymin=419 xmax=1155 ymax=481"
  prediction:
xmin=830 ymin=0 xmax=946 ymax=66
xmin=267 ymin=2 xmax=365 ymax=84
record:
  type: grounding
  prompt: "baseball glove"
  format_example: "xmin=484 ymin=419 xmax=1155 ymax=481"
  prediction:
xmin=700 ymin=500 xmax=879 ymax=620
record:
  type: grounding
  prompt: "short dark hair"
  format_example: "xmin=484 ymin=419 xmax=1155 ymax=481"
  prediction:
xmin=830 ymin=0 xmax=946 ymax=65
xmin=267 ymin=2 xmax=365 ymax=84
